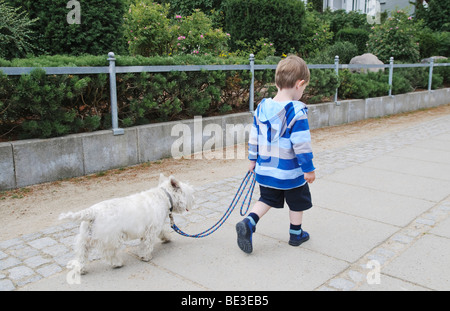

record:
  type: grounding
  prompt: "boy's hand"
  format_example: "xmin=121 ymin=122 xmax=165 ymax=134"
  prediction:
xmin=304 ymin=171 xmax=315 ymax=184
xmin=249 ymin=160 xmax=256 ymax=172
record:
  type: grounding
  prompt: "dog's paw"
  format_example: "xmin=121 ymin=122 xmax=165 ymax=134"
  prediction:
xmin=112 ymin=263 xmax=123 ymax=269
xmin=139 ymin=255 xmax=152 ymax=262
xmin=160 ymin=237 xmax=171 ymax=244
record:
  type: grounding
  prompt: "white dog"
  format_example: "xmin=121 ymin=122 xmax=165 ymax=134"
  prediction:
xmin=59 ymin=174 xmax=194 ymax=274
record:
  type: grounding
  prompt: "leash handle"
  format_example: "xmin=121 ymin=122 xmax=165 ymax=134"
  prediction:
xmin=171 ymin=170 xmax=256 ymax=238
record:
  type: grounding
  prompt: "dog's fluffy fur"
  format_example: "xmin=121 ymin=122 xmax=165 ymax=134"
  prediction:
xmin=59 ymin=174 xmax=194 ymax=274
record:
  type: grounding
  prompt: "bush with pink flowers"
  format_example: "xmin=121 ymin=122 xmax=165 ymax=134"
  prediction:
xmin=124 ymin=1 xmax=173 ymax=57
xmin=172 ymin=9 xmax=230 ymax=56
xmin=367 ymin=10 xmax=421 ymax=63
xmin=124 ymin=1 xmax=229 ymax=57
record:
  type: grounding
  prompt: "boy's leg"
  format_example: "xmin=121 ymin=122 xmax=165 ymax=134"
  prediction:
xmin=236 ymin=201 xmax=271 ymax=254
xmin=289 ymin=210 xmax=303 ymax=226
xmin=286 ymin=183 xmax=312 ymax=247
xmin=252 ymin=200 xmax=272 ymax=219
xmin=288 ymin=211 xmax=309 ymax=246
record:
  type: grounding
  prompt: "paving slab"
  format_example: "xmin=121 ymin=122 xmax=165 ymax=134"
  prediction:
xmin=361 ymin=155 xmax=450 ymax=182
xmin=357 ymin=274 xmax=430 ymax=291
xmin=20 ymin=253 xmax=207 ymax=291
xmin=390 ymin=145 xmax=450 ymax=166
xmin=152 ymin=223 xmax=348 ymax=291
xmin=311 ymin=179 xmax=434 ymax=227
xmin=324 ymin=165 xmax=450 ymax=202
xmin=419 ymin=137 xmax=450 ymax=152
xmin=429 ymin=213 xmax=450 ymax=238
xmin=382 ymin=234 xmax=450 ymax=291
xmin=433 ymin=132 xmax=450 ymax=142
xmin=254 ymin=205 xmax=398 ymax=263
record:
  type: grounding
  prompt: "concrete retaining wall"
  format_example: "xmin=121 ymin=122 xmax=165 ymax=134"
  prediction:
xmin=1 ymin=88 xmax=449 ymax=190
xmin=308 ymin=88 xmax=449 ymax=129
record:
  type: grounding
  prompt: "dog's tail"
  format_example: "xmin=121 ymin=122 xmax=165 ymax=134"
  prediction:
xmin=59 ymin=209 xmax=95 ymax=222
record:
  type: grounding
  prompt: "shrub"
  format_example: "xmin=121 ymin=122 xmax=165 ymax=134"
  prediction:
xmin=0 ymin=54 xmax=274 ymax=140
xmin=338 ymin=69 xmax=428 ymax=99
xmin=324 ymin=9 xmax=371 ymax=35
xmin=5 ymin=0 xmax=127 ymax=56
xmin=416 ymin=28 xmax=450 ymax=59
xmin=325 ymin=41 xmax=359 ymax=64
xmin=435 ymin=32 xmax=450 ymax=57
xmin=416 ymin=27 xmax=440 ymax=58
xmin=2 ymin=54 xmax=108 ymax=67
xmin=123 ymin=3 xmax=229 ymax=57
xmin=415 ymin=0 xmax=450 ymax=32
xmin=367 ymin=10 xmax=421 ymax=63
xmin=299 ymin=8 xmax=334 ymax=58
xmin=304 ymin=69 xmax=340 ymax=104
xmin=0 ymin=69 xmax=107 ymax=139
xmin=224 ymin=0 xmax=306 ymax=55
xmin=338 ymin=70 xmax=390 ymax=99
xmin=253 ymin=38 xmax=276 ymax=60
xmin=390 ymin=73 xmax=414 ymax=94
xmin=396 ymin=66 xmax=443 ymax=90
xmin=335 ymin=28 xmax=369 ymax=55
xmin=305 ymin=41 xmax=358 ymax=66
xmin=231 ymin=38 xmax=276 ymax=60
xmin=0 ymin=0 xmax=40 ymax=60
xmin=434 ymin=59 xmax=450 ymax=84
xmin=159 ymin=0 xmax=223 ymax=18
xmin=171 ymin=9 xmax=230 ymax=56
xmin=124 ymin=1 xmax=173 ymax=57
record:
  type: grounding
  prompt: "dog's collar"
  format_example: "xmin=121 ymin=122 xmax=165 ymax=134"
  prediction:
xmin=162 ymin=188 xmax=174 ymax=212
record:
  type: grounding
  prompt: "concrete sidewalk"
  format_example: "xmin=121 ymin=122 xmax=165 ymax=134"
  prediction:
xmin=1 ymin=113 xmax=450 ymax=291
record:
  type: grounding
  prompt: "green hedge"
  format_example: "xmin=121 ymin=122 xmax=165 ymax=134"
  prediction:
xmin=0 ymin=54 xmax=447 ymax=141
xmin=335 ymin=28 xmax=369 ymax=55
xmin=5 ymin=0 xmax=127 ymax=56
xmin=0 ymin=54 xmax=275 ymax=140
xmin=224 ymin=0 xmax=306 ymax=55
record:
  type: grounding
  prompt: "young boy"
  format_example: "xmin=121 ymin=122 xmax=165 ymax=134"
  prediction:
xmin=236 ymin=55 xmax=315 ymax=254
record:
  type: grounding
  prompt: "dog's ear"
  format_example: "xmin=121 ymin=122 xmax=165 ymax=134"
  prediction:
xmin=169 ymin=175 xmax=180 ymax=190
xmin=159 ymin=173 xmax=167 ymax=185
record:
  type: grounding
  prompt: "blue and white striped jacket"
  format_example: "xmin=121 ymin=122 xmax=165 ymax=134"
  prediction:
xmin=248 ymin=98 xmax=315 ymax=190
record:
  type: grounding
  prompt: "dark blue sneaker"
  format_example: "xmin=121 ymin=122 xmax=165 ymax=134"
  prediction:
xmin=288 ymin=230 xmax=310 ymax=246
xmin=236 ymin=219 xmax=255 ymax=254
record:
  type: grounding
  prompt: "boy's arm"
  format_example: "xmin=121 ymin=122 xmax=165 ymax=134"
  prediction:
xmin=290 ymin=115 xmax=315 ymax=176
xmin=248 ymin=116 xmax=258 ymax=164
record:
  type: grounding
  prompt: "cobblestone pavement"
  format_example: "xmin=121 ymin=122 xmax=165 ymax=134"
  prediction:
xmin=1 ymin=114 xmax=450 ymax=291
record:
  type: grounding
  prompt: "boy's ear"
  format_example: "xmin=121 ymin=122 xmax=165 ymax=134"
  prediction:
xmin=298 ymin=80 xmax=306 ymax=87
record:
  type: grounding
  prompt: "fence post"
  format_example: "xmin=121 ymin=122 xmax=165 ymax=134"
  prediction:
xmin=107 ymin=52 xmax=124 ymax=136
xmin=334 ymin=55 xmax=339 ymax=105
xmin=388 ymin=57 xmax=394 ymax=97
xmin=249 ymin=54 xmax=255 ymax=112
xmin=428 ymin=57 xmax=434 ymax=92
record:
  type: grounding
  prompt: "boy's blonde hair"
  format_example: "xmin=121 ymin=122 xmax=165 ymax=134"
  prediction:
xmin=275 ymin=55 xmax=310 ymax=90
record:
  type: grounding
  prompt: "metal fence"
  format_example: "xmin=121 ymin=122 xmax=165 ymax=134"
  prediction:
xmin=1 ymin=52 xmax=449 ymax=135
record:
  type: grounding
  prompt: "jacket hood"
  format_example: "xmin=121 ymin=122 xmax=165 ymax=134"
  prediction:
xmin=255 ymin=98 xmax=306 ymax=143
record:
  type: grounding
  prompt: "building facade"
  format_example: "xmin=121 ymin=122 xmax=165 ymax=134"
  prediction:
xmin=322 ymin=0 xmax=415 ymax=14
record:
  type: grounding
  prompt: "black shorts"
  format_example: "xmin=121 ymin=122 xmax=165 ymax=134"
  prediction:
xmin=258 ymin=183 xmax=312 ymax=212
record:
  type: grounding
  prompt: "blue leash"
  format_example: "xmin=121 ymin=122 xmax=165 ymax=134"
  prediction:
xmin=170 ymin=170 xmax=256 ymax=238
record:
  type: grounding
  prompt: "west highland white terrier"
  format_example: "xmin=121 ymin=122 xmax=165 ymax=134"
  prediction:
xmin=59 ymin=174 xmax=195 ymax=274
